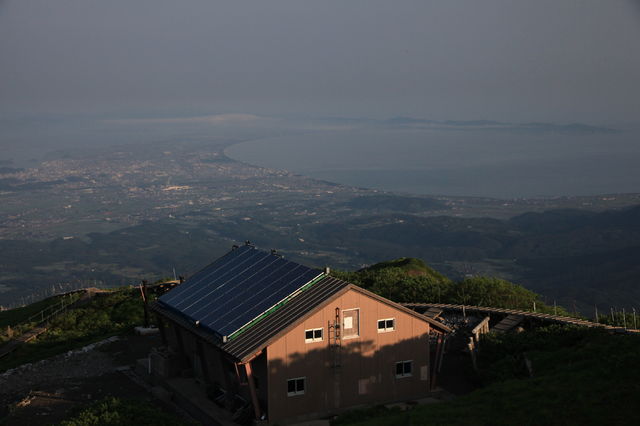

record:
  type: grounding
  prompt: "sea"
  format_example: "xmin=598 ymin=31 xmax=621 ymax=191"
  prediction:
xmin=226 ymin=128 xmax=640 ymax=199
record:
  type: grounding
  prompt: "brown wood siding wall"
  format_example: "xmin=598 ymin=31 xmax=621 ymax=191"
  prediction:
xmin=266 ymin=289 xmax=431 ymax=424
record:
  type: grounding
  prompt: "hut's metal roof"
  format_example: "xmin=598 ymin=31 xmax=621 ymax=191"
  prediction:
xmin=157 ymin=245 xmax=322 ymax=341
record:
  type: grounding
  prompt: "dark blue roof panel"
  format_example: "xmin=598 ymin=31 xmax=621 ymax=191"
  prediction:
xmin=158 ymin=245 xmax=322 ymax=339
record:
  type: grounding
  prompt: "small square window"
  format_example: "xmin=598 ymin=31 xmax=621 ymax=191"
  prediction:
xmin=287 ymin=377 xmax=306 ymax=396
xmin=377 ymin=318 xmax=395 ymax=332
xmin=395 ymin=360 xmax=412 ymax=378
xmin=305 ymin=328 xmax=323 ymax=343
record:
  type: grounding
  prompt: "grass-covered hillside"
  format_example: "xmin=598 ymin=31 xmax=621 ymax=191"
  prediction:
xmin=334 ymin=326 xmax=640 ymax=426
xmin=60 ymin=397 xmax=192 ymax=426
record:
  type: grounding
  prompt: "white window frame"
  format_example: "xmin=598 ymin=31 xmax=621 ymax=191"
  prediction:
xmin=342 ymin=308 xmax=360 ymax=339
xmin=287 ymin=377 xmax=306 ymax=396
xmin=304 ymin=327 xmax=323 ymax=343
xmin=377 ymin=318 xmax=395 ymax=333
xmin=395 ymin=360 xmax=413 ymax=378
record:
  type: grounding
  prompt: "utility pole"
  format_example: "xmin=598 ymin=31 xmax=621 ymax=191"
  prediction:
xmin=633 ymin=308 xmax=637 ymax=330
xmin=594 ymin=305 xmax=598 ymax=323
xmin=623 ymin=308 xmax=627 ymax=329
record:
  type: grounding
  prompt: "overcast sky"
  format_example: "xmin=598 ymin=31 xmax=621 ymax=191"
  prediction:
xmin=1 ymin=0 xmax=639 ymax=124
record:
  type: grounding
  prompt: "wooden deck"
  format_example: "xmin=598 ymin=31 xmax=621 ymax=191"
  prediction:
xmin=401 ymin=302 xmax=636 ymax=332
xmin=492 ymin=315 xmax=524 ymax=333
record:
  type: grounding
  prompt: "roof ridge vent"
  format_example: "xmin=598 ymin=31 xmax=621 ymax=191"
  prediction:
xmin=270 ymin=249 xmax=282 ymax=257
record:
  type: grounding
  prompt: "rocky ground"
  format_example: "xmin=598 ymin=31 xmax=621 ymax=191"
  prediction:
xmin=0 ymin=333 xmax=178 ymax=425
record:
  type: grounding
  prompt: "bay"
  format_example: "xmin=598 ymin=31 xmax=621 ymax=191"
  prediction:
xmin=226 ymin=129 xmax=640 ymax=199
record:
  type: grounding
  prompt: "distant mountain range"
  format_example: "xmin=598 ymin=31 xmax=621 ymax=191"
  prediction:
xmin=316 ymin=116 xmax=619 ymax=134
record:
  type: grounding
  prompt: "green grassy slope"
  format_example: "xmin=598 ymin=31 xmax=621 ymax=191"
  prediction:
xmin=60 ymin=397 xmax=193 ymax=426
xmin=335 ymin=327 xmax=640 ymax=426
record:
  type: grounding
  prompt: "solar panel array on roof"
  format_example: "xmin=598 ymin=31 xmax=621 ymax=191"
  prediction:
xmin=158 ymin=245 xmax=322 ymax=340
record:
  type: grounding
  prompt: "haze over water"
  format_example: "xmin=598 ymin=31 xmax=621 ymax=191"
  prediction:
xmin=227 ymin=129 xmax=640 ymax=199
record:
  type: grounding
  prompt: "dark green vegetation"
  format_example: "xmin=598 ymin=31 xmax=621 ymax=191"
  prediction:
xmin=0 ymin=288 xmax=145 ymax=372
xmin=334 ymin=326 xmax=640 ymax=426
xmin=334 ymin=258 xmax=569 ymax=315
xmin=60 ymin=397 xmax=191 ymax=426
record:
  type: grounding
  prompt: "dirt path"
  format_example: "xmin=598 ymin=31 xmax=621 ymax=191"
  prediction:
xmin=0 ymin=333 xmax=172 ymax=425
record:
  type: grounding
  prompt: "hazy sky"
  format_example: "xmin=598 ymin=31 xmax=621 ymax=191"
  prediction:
xmin=1 ymin=0 xmax=639 ymax=123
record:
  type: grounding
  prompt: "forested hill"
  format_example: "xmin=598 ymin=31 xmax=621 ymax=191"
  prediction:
xmin=305 ymin=204 xmax=640 ymax=313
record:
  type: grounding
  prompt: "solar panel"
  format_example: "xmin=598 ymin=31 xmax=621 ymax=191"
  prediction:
xmin=158 ymin=245 xmax=322 ymax=340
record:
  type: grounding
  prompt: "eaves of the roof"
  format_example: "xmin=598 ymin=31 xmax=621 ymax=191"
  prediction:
xmin=345 ymin=284 xmax=453 ymax=334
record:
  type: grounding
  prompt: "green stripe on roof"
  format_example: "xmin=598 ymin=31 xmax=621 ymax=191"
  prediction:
xmin=226 ymin=273 xmax=326 ymax=341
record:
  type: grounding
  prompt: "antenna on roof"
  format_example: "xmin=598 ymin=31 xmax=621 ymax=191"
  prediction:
xmin=245 ymin=240 xmax=253 ymax=246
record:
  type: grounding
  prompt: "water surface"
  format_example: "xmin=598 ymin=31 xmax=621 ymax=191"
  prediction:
xmin=226 ymin=129 xmax=640 ymax=198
